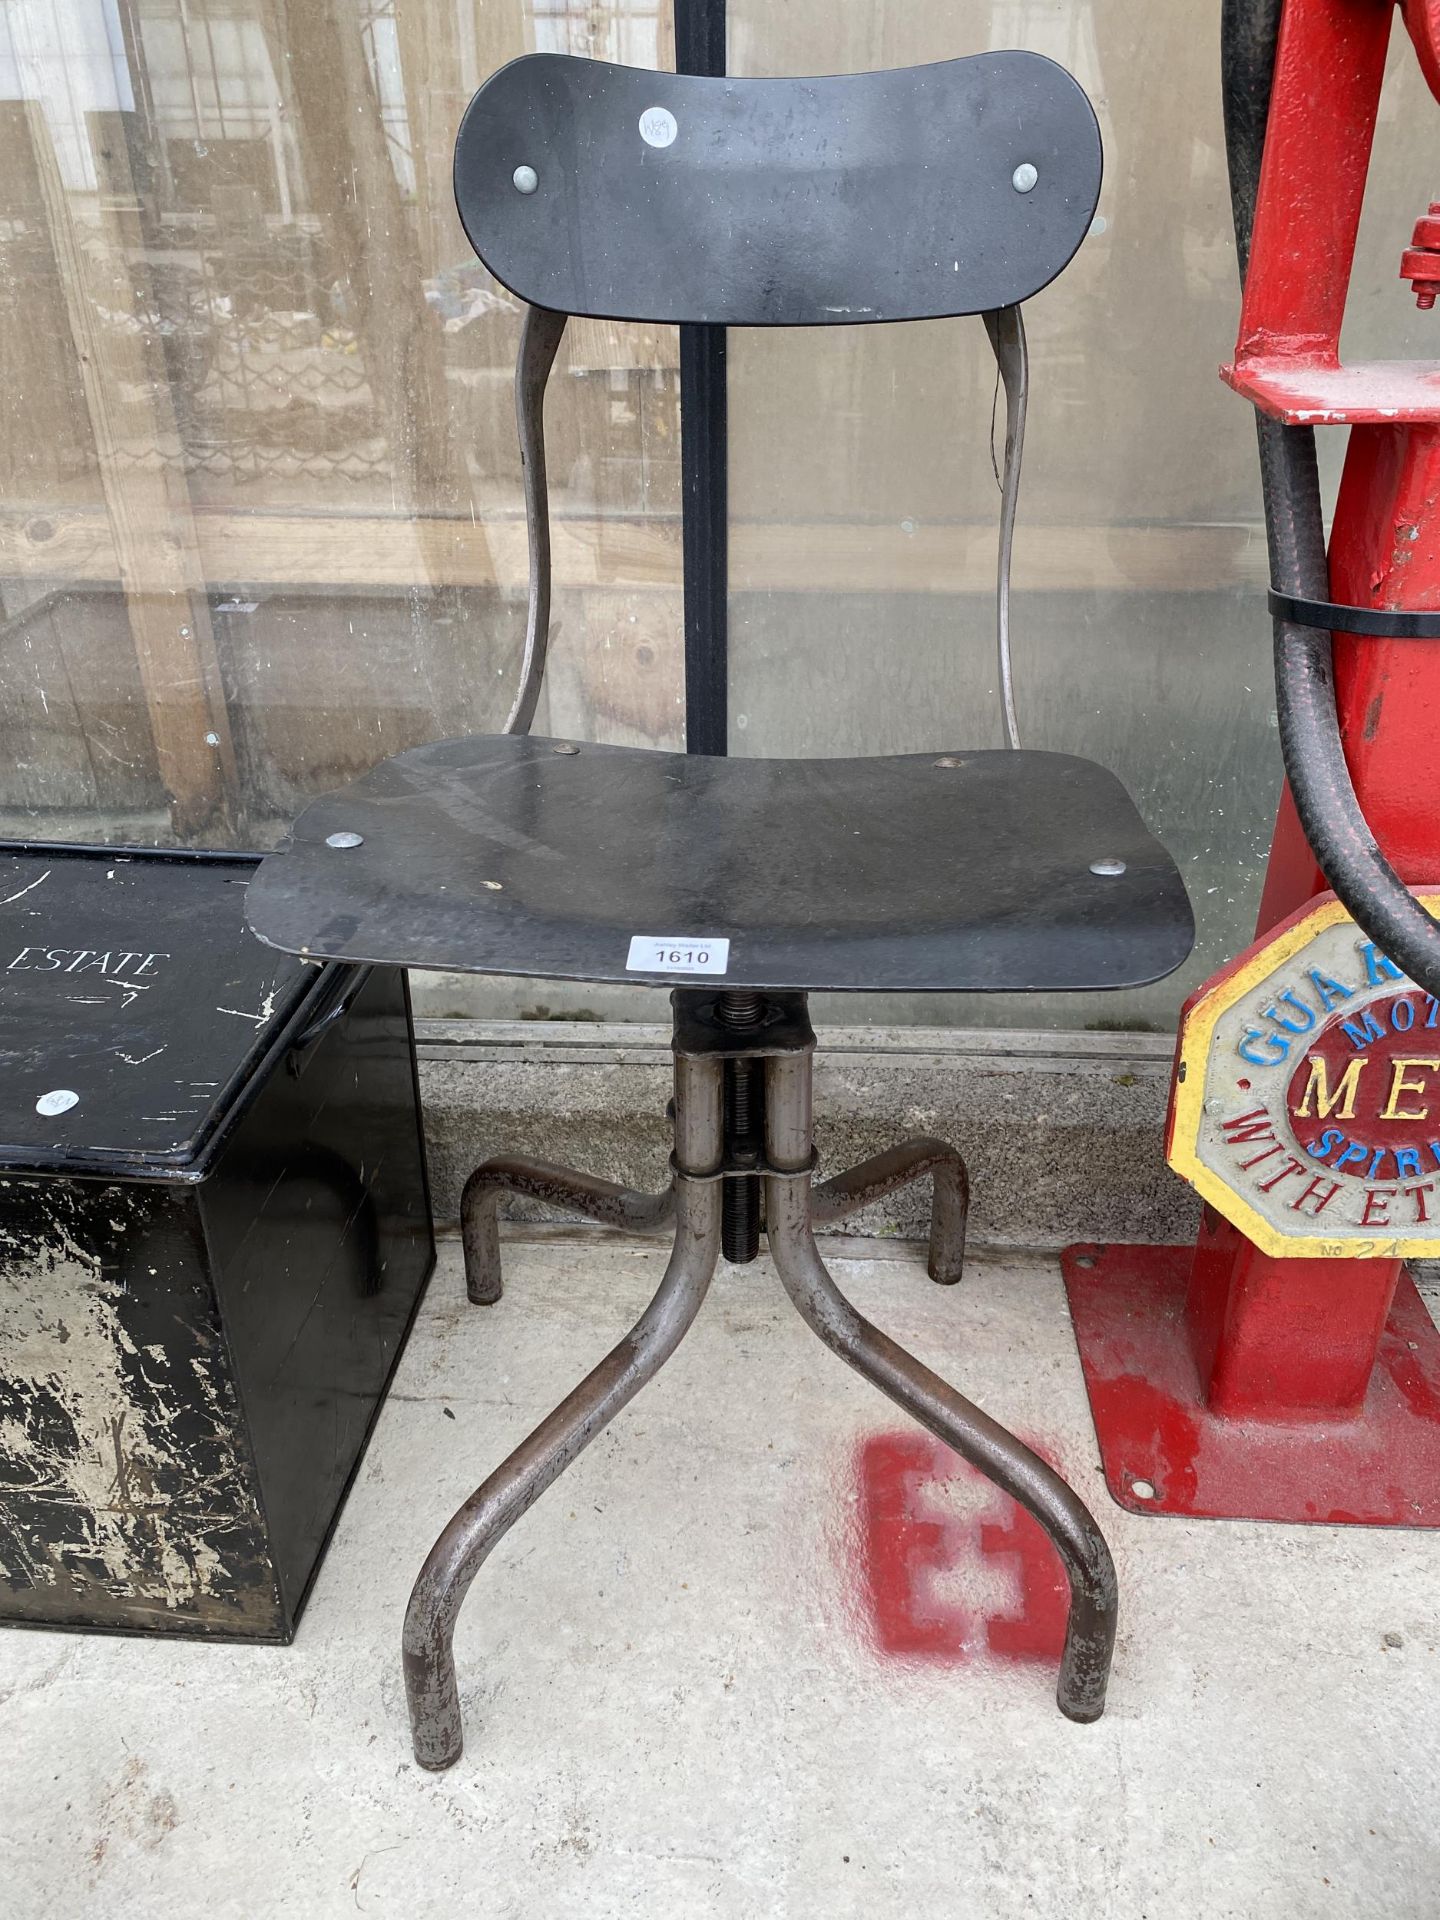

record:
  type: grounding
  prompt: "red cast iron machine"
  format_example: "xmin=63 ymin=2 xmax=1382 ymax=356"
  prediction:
xmin=1065 ymin=0 xmax=1440 ymax=1526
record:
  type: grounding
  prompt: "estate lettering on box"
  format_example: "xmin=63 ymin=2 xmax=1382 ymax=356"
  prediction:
xmin=7 ymin=947 xmax=171 ymax=979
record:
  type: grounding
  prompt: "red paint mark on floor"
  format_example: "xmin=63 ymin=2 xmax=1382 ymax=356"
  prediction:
xmin=855 ymin=1430 xmax=1067 ymax=1665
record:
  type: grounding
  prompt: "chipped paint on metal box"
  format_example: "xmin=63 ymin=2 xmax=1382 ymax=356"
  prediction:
xmin=0 ymin=1181 xmax=280 ymax=1634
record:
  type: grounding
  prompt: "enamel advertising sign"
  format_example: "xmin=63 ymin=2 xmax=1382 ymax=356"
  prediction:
xmin=1168 ymin=891 xmax=1440 ymax=1258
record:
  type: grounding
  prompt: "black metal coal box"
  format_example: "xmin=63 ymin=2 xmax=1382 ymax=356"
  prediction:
xmin=0 ymin=844 xmax=433 ymax=1640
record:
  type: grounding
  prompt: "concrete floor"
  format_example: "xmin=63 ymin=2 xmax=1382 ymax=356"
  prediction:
xmin=3 ymin=1234 xmax=1439 ymax=1918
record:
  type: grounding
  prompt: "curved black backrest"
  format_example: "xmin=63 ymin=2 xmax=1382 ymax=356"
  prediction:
xmin=453 ymin=53 xmax=1102 ymax=326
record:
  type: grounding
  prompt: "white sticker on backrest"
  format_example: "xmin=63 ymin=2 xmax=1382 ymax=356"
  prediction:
xmin=626 ymin=935 xmax=729 ymax=976
xmin=639 ymin=106 xmax=678 ymax=148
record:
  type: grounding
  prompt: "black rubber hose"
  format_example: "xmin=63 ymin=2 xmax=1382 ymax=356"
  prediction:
xmin=1222 ymin=0 xmax=1440 ymax=991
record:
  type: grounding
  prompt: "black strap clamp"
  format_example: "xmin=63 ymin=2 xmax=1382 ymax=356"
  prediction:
xmin=1269 ymin=589 xmax=1440 ymax=640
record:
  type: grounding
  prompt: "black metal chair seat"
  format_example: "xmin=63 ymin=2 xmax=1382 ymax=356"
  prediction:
xmin=246 ymin=733 xmax=1192 ymax=994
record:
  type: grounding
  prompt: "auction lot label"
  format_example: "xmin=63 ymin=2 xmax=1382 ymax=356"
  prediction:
xmin=1169 ymin=891 xmax=1440 ymax=1257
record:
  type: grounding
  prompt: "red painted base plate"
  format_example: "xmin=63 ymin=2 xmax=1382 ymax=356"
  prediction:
xmin=1062 ymin=1243 xmax=1440 ymax=1527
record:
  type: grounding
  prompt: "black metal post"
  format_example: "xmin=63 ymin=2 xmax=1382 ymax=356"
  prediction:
xmin=675 ymin=0 xmax=728 ymax=756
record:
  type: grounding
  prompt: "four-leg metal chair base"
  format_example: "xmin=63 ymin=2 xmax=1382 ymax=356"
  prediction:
xmin=405 ymin=992 xmax=1116 ymax=1770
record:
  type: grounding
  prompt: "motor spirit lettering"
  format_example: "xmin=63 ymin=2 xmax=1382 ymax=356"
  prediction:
xmin=1223 ymin=959 xmax=1440 ymax=1231
xmin=1169 ymin=892 xmax=1440 ymax=1254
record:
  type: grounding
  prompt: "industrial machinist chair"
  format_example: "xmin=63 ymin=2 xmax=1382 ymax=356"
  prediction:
xmin=246 ymin=49 xmax=1194 ymax=1768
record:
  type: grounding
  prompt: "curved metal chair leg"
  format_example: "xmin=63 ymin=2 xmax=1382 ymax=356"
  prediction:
xmin=769 ymin=1180 xmax=1115 ymax=1721
xmin=460 ymin=1157 xmax=677 ymax=1304
xmin=811 ymin=1137 xmax=969 ymax=1284
xmin=406 ymin=1058 xmax=722 ymax=1770
xmin=764 ymin=1058 xmax=1116 ymax=1723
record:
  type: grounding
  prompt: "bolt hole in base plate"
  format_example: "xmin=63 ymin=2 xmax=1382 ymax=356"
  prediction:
xmin=1062 ymin=1243 xmax=1440 ymax=1526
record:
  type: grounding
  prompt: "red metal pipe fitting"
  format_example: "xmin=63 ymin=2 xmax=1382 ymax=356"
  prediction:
xmin=1402 ymin=202 xmax=1440 ymax=309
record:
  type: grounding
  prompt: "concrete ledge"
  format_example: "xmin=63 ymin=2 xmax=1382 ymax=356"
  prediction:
xmin=416 ymin=1019 xmax=1200 ymax=1251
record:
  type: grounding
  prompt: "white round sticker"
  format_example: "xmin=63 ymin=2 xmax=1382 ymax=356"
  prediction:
xmin=36 ymin=1089 xmax=79 ymax=1116
xmin=639 ymin=106 xmax=678 ymax=149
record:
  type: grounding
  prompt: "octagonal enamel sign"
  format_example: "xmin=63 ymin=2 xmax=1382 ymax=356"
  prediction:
xmin=1168 ymin=890 xmax=1440 ymax=1258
